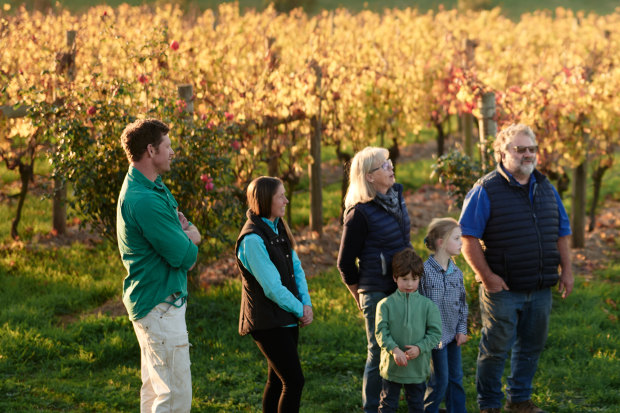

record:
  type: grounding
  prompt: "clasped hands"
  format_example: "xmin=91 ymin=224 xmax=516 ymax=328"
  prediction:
xmin=299 ymin=305 xmax=313 ymax=328
xmin=392 ymin=345 xmax=420 ymax=367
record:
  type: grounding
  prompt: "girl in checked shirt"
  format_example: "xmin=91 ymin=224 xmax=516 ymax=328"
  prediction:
xmin=420 ymin=217 xmax=469 ymax=413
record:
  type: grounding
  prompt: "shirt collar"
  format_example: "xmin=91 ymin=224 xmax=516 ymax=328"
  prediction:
xmin=128 ymin=165 xmax=164 ymax=191
xmin=446 ymin=260 xmax=456 ymax=275
xmin=395 ymin=289 xmax=420 ymax=298
xmin=499 ymin=163 xmax=537 ymax=189
xmin=260 ymin=216 xmax=280 ymax=233
xmin=428 ymin=255 xmax=456 ymax=274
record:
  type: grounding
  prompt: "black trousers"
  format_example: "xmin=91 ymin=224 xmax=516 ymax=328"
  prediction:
xmin=251 ymin=326 xmax=305 ymax=413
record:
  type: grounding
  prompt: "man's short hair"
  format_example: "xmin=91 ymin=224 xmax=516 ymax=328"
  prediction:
xmin=392 ymin=247 xmax=424 ymax=279
xmin=120 ymin=118 xmax=170 ymax=163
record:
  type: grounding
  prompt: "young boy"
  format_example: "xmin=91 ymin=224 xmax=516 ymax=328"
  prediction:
xmin=375 ymin=247 xmax=442 ymax=413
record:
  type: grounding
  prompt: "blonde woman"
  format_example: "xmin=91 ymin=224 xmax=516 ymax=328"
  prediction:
xmin=337 ymin=147 xmax=413 ymax=413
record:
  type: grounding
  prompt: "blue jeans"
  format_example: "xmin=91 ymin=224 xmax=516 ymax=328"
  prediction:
xmin=476 ymin=286 xmax=552 ymax=410
xmin=425 ymin=340 xmax=467 ymax=413
xmin=360 ymin=291 xmax=389 ymax=413
xmin=379 ymin=379 xmax=426 ymax=413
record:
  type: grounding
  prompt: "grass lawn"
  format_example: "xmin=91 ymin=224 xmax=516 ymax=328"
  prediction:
xmin=0 ymin=237 xmax=618 ymax=411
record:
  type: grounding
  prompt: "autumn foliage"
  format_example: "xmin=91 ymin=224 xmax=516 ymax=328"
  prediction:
xmin=1 ymin=4 xmax=619 ymax=250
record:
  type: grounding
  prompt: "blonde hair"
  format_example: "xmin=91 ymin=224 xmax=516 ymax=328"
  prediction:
xmin=344 ymin=147 xmax=389 ymax=209
xmin=424 ymin=217 xmax=460 ymax=252
xmin=493 ymin=123 xmax=537 ymax=164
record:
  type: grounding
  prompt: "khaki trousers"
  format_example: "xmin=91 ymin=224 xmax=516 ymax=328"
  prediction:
xmin=132 ymin=298 xmax=192 ymax=412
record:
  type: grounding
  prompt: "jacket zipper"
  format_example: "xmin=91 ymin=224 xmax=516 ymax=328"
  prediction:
xmin=531 ymin=182 xmax=544 ymax=287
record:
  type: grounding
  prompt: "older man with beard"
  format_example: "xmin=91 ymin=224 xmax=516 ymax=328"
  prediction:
xmin=458 ymin=124 xmax=573 ymax=413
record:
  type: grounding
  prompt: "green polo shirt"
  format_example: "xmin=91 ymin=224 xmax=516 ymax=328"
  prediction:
xmin=117 ymin=166 xmax=198 ymax=321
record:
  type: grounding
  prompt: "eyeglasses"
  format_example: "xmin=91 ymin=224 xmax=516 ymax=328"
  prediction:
xmin=511 ymin=145 xmax=538 ymax=154
xmin=369 ymin=159 xmax=393 ymax=173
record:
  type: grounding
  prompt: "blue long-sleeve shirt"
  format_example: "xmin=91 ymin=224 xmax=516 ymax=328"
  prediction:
xmin=237 ymin=217 xmax=312 ymax=321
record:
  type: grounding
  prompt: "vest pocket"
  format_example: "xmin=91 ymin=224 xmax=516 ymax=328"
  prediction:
xmin=380 ymin=252 xmax=387 ymax=276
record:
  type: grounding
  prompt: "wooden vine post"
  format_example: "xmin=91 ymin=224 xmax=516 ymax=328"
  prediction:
xmin=178 ymin=84 xmax=194 ymax=114
xmin=571 ymin=119 xmax=589 ymax=248
xmin=309 ymin=60 xmax=323 ymax=237
xmin=572 ymin=161 xmax=587 ymax=248
xmin=477 ymin=91 xmax=496 ymax=167
xmin=52 ymin=30 xmax=77 ymax=235
xmin=177 ymin=84 xmax=193 ymax=155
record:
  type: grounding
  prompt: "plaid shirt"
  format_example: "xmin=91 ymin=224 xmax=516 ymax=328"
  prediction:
xmin=420 ymin=256 xmax=468 ymax=349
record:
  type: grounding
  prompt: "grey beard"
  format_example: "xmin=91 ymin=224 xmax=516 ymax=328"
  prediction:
xmin=519 ymin=162 xmax=535 ymax=176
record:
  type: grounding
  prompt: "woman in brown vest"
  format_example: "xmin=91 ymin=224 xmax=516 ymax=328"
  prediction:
xmin=236 ymin=176 xmax=313 ymax=413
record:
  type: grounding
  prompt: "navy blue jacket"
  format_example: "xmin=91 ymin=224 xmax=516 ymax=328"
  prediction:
xmin=479 ymin=167 xmax=560 ymax=291
xmin=337 ymin=183 xmax=412 ymax=293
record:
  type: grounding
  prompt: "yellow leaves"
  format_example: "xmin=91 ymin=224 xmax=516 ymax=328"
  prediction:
xmin=456 ymin=88 xmax=472 ymax=104
xmin=0 ymin=4 xmax=619 ymax=161
xmin=3 ymin=118 xmax=35 ymax=142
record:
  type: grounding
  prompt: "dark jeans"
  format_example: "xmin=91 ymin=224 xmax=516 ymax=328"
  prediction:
xmin=360 ymin=291 xmax=389 ymax=413
xmin=379 ymin=379 xmax=426 ymax=413
xmin=425 ymin=340 xmax=467 ymax=413
xmin=476 ymin=287 xmax=552 ymax=410
xmin=251 ymin=326 xmax=304 ymax=413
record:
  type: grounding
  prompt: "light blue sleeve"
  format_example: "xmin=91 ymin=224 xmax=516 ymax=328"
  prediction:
xmin=237 ymin=234 xmax=304 ymax=318
xmin=458 ymin=185 xmax=490 ymax=239
xmin=292 ymin=250 xmax=312 ymax=307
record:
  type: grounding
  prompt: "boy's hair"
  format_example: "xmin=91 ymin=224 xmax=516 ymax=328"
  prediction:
xmin=424 ymin=217 xmax=460 ymax=252
xmin=392 ymin=248 xmax=424 ymax=279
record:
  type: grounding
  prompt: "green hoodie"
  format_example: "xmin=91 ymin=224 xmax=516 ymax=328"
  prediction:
xmin=375 ymin=290 xmax=442 ymax=384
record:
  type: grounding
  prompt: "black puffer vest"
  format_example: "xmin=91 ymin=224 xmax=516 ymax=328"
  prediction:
xmin=355 ymin=183 xmax=412 ymax=293
xmin=236 ymin=211 xmax=299 ymax=336
xmin=479 ymin=167 xmax=561 ymax=291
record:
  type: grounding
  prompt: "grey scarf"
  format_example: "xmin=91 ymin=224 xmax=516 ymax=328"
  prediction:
xmin=374 ymin=187 xmax=402 ymax=225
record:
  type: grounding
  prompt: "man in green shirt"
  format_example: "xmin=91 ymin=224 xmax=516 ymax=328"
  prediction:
xmin=117 ymin=118 xmax=201 ymax=413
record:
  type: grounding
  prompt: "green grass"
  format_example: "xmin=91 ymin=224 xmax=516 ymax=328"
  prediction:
xmin=0 ymin=242 xmax=136 ymax=411
xmin=0 ymin=234 xmax=618 ymax=411
xmin=536 ymin=279 xmax=620 ymax=411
